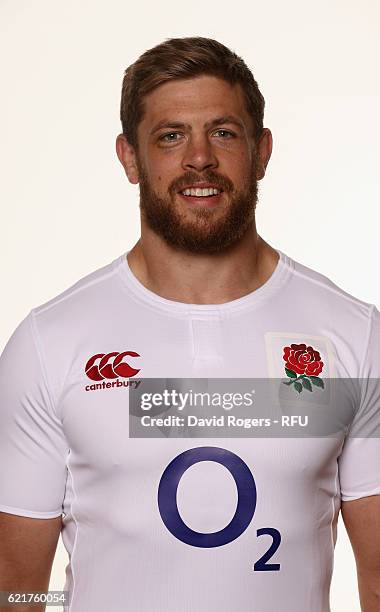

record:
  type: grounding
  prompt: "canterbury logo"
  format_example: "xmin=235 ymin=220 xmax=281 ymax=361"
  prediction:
xmin=85 ymin=351 xmax=141 ymax=381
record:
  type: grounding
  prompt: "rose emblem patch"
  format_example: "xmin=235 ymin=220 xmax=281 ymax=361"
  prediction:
xmin=282 ymin=343 xmax=324 ymax=393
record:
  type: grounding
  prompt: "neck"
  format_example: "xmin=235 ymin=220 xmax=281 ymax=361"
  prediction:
xmin=126 ymin=222 xmax=279 ymax=305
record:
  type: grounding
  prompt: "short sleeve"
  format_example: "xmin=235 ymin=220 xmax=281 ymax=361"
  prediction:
xmin=338 ymin=305 xmax=380 ymax=501
xmin=0 ymin=310 xmax=69 ymax=518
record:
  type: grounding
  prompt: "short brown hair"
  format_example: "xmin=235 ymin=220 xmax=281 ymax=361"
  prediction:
xmin=120 ymin=37 xmax=265 ymax=149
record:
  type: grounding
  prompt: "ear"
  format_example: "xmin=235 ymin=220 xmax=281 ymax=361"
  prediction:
xmin=115 ymin=133 xmax=140 ymax=184
xmin=255 ymin=128 xmax=273 ymax=180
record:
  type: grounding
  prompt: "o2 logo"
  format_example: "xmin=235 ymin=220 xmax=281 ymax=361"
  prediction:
xmin=158 ymin=446 xmax=281 ymax=571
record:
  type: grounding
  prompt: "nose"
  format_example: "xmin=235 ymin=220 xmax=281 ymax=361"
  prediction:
xmin=181 ymin=134 xmax=218 ymax=173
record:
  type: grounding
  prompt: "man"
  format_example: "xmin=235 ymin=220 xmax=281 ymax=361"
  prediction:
xmin=0 ymin=36 xmax=379 ymax=612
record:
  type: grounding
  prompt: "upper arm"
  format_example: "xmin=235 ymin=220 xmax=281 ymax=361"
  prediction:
xmin=0 ymin=312 xmax=68 ymax=610
xmin=338 ymin=306 xmax=380 ymax=504
xmin=0 ymin=311 xmax=69 ymax=518
xmin=0 ymin=512 xmax=62 ymax=590
xmin=337 ymin=306 xmax=380 ymax=608
xmin=341 ymin=495 xmax=380 ymax=573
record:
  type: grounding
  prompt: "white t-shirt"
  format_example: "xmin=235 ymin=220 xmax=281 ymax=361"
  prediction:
xmin=1 ymin=249 xmax=379 ymax=612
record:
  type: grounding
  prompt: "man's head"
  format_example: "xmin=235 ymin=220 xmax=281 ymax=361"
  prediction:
xmin=116 ymin=37 xmax=272 ymax=254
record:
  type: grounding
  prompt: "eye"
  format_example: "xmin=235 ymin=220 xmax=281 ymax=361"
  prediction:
xmin=213 ymin=129 xmax=235 ymax=138
xmin=159 ymin=132 xmax=183 ymax=143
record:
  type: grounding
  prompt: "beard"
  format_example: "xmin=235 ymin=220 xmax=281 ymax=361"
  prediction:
xmin=137 ymin=156 xmax=259 ymax=255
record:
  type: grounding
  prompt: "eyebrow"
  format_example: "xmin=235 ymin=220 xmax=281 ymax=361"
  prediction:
xmin=150 ymin=115 xmax=245 ymax=135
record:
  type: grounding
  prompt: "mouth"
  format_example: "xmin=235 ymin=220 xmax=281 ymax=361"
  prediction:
xmin=177 ymin=184 xmax=224 ymax=207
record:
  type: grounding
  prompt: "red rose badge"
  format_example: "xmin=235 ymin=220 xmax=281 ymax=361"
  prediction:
xmin=282 ymin=343 xmax=324 ymax=393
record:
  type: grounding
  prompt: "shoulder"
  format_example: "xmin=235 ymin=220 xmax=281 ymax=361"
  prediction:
xmin=288 ymin=254 xmax=374 ymax=312
xmin=33 ymin=254 xmax=124 ymax=317
xmin=279 ymin=251 xmax=378 ymax=377
xmin=30 ymin=253 xmax=127 ymax=334
xmin=283 ymin=251 xmax=376 ymax=323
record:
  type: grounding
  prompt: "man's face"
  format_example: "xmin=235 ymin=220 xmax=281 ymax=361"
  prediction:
xmin=128 ymin=75 xmax=268 ymax=254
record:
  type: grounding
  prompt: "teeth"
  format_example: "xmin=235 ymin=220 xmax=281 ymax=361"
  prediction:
xmin=182 ymin=187 xmax=221 ymax=197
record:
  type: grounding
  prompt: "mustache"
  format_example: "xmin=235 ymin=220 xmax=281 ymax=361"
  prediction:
xmin=169 ymin=171 xmax=234 ymax=194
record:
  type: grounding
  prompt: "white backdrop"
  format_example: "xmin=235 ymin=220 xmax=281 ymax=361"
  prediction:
xmin=1 ymin=1 xmax=379 ymax=610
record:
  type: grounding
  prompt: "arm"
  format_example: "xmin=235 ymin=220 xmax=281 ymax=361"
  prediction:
xmin=341 ymin=495 xmax=380 ymax=612
xmin=0 ymin=512 xmax=61 ymax=612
